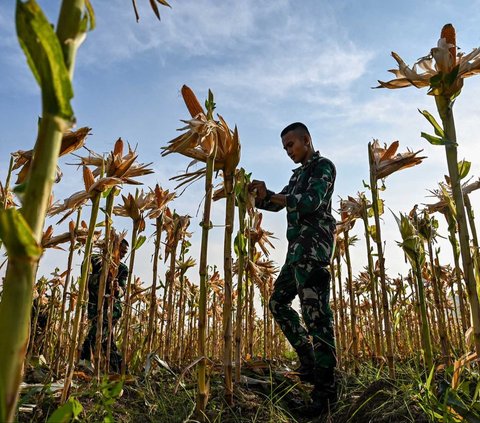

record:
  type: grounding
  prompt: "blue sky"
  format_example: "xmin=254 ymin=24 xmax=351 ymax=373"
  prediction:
xmin=1 ymin=0 xmax=480 ymax=285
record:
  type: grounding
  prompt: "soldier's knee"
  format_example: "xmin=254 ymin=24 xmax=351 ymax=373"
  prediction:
xmin=269 ymin=296 xmax=278 ymax=316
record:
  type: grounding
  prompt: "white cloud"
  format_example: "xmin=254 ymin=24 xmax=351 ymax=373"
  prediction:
xmin=79 ymin=0 xmax=288 ymax=66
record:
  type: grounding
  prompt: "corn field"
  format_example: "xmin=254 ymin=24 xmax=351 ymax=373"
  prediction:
xmin=1 ymin=2 xmax=480 ymax=422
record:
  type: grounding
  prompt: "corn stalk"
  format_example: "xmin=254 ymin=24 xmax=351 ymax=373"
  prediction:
xmin=222 ymin=169 xmax=235 ymax=405
xmin=145 ymin=214 xmax=163 ymax=354
xmin=418 ymin=211 xmax=450 ymax=362
xmin=368 ymin=142 xmax=395 ymax=377
xmin=343 ymin=229 xmax=358 ymax=373
xmin=54 ymin=209 xmax=82 ymax=375
xmin=196 ymin=151 xmax=216 ymax=419
xmin=121 ymin=219 xmax=140 ymax=375
xmin=61 ymin=190 xmax=101 ymax=402
xmin=435 ymin=96 xmax=480 ymax=354
xmin=393 ymin=212 xmax=433 ymax=370
xmin=334 ymin=249 xmax=347 ymax=366
xmin=234 ymin=169 xmax=249 ymax=382
xmin=377 ymin=23 xmax=480 ymax=356
xmin=94 ymin=188 xmax=116 ymax=376
xmin=1 ymin=157 xmax=14 ymax=210
xmin=164 ymin=225 xmax=180 ymax=361
xmin=360 ymin=195 xmax=382 ymax=359
xmin=0 ymin=1 xmax=90 ymax=419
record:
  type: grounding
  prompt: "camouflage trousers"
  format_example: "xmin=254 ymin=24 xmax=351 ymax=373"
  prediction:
xmin=80 ymin=314 xmax=122 ymax=372
xmin=269 ymin=260 xmax=336 ymax=370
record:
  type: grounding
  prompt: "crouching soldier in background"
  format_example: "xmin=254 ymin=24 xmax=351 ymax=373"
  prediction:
xmin=249 ymin=122 xmax=337 ymax=416
xmin=80 ymin=239 xmax=129 ymax=373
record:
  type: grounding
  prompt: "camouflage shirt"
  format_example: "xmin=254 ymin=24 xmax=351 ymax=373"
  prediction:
xmin=257 ymin=151 xmax=336 ymax=265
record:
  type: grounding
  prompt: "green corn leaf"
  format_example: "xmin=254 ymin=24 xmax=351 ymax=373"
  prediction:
xmin=16 ymin=0 xmax=74 ymax=121
xmin=418 ymin=109 xmax=445 ymax=138
xmin=429 ymin=72 xmax=443 ymax=88
xmin=46 ymin=397 xmax=83 ymax=423
xmin=234 ymin=232 xmax=247 ymax=257
xmin=445 ymin=65 xmax=460 ymax=87
xmin=420 ymin=132 xmax=448 ymax=146
xmin=0 ymin=208 xmax=42 ymax=259
xmin=368 ymin=224 xmax=378 ymax=243
xmin=134 ymin=235 xmax=147 ymax=250
xmin=391 ymin=210 xmax=401 ymax=228
xmin=205 ymin=89 xmax=216 ymax=119
xmin=377 ymin=198 xmax=384 ymax=216
xmin=84 ymin=0 xmax=96 ymax=31
xmin=458 ymin=160 xmax=471 ymax=180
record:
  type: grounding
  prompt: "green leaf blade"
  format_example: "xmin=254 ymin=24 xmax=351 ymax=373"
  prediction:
xmin=0 ymin=208 xmax=42 ymax=259
xmin=46 ymin=397 xmax=83 ymax=423
xmin=458 ymin=160 xmax=471 ymax=180
xmin=134 ymin=235 xmax=147 ymax=250
xmin=418 ymin=109 xmax=445 ymax=137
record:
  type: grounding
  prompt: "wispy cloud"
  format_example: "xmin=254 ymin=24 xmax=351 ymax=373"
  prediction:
xmin=79 ymin=0 xmax=285 ymax=65
xmin=78 ymin=0 xmax=373 ymax=99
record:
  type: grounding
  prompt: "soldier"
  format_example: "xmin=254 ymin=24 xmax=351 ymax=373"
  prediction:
xmin=80 ymin=239 xmax=129 ymax=373
xmin=249 ymin=122 xmax=337 ymax=415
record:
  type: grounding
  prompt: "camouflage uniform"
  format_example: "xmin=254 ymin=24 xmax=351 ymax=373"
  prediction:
xmin=257 ymin=151 xmax=336 ymax=385
xmin=80 ymin=255 xmax=128 ymax=372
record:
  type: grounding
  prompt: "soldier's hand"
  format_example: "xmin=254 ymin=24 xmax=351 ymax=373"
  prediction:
xmin=248 ymin=180 xmax=267 ymax=200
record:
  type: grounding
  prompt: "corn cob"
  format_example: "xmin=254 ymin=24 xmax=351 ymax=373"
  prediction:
xmin=83 ymin=166 xmax=95 ymax=191
xmin=441 ymin=23 xmax=457 ymax=67
xmin=181 ymin=85 xmax=205 ymax=118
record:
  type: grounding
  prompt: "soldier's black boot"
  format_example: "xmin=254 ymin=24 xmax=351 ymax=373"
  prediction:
xmin=294 ymin=344 xmax=315 ymax=383
xmin=299 ymin=366 xmax=337 ymax=417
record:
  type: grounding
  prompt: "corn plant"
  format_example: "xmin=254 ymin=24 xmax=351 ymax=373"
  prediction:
xmin=378 ymin=23 xmax=480 ymax=356
xmin=367 ymin=139 xmax=425 ymax=375
xmin=52 ymin=212 xmax=82 ymax=375
xmin=339 ymin=199 xmax=362 ymax=371
xmin=333 ymin=239 xmax=347 ymax=367
xmin=144 ymin=184 xmax=175 ymax=354
xmin=162 ymin=85 xmax=240 ymax=418
xmin=393 ymin=211 xmax=433 ymax=370
xmin=162 ymin=211 xmax=190 ymax=361
xmin=358 ymin=193 xmax=382 ymax=359
xmin=0 ymin=2 xmax=93 ymax=420
xmin=61 ymin=167 xmax=121 ymax=402
xmin=231 ymin=168 xmax=254 ymax=381
xmin=113 ymin=189 xmax=152 ymax=374
xmin=426 ymin=182 xmax=470 ymax=336
xmin=175 ymin=241 xmax=196 ymax=362
xmin=415 ymin=210 xmax=450 ymax=362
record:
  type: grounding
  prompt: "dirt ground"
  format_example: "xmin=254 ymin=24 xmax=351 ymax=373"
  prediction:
xmin=18 ymin=358 xmax=430 ymax=423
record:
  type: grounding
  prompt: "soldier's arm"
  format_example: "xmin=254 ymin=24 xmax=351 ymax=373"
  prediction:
xmin=251 ymin=180 xmax=288 ymax=212
xmin=286 ymin=160 xmax=335 ymax=217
